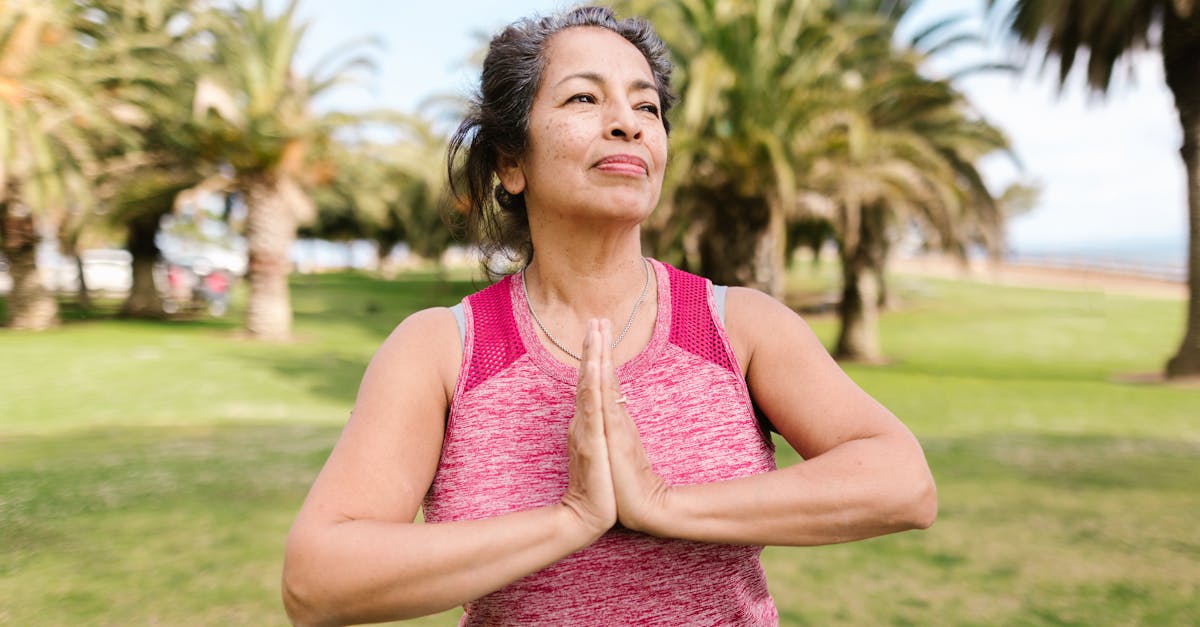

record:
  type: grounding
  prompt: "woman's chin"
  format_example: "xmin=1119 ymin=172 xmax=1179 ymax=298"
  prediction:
xmin=542 ymin=199 xmax=654 ymax=225
xmin=591 ymin=191 xmax=659 ymax=221
xmin=591 ymin=203 xmax=656 ymax=225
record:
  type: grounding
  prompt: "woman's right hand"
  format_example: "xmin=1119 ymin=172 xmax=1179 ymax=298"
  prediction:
xmin=560 ymin=320 xmax=618 ymax=539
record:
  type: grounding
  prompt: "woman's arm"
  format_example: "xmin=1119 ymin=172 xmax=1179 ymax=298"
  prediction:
xmin=281 ymin=311 xmax=616 ymax=626
xmin=604 ymin=288 xmax=936 ymax=546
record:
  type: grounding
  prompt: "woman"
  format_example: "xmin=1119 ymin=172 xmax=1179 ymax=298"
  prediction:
xmin=282 ymin=6 xmax=936 ymax=626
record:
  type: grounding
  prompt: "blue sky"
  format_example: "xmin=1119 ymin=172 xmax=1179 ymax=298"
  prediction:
xmin=289 ymin=0 xmax=1185 ymax=256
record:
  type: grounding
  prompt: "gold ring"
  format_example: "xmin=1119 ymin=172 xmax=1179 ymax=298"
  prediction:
xmin=615 ymin=397 xmax=628 ymax=404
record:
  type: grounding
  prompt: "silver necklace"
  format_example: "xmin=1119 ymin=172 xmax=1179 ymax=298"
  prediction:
xmin=522 ymin=258 xmax=651 ymax=361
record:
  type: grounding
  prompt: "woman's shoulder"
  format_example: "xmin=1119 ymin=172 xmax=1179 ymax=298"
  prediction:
xmin=723 ymin=285 xmax=788 ymax=312
xmin=372 ymin=307 xmax=462 ymax=402
xmin=383 ymin=306 xmax=462 ymax=356
xmin=724 ymin=286 xmax=813 ymax=335
xmin=723 ymin=286 xmax=819 ymax=370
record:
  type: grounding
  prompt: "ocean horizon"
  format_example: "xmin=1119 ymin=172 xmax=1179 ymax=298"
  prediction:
xmin=1007 ymin=234 xmax=1187 ymax=282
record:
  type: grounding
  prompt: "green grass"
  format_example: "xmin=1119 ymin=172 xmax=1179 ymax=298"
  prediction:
xmin=2 ymin=269 xmax=1197 ymax=625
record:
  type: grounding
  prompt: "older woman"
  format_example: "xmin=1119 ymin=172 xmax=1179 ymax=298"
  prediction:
xmin=282 ymin=6 xmax=935 ymax=626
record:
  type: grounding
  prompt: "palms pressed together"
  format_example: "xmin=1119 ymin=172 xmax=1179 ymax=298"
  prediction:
xmin=562 ymin=319 xmax=671 ymax=539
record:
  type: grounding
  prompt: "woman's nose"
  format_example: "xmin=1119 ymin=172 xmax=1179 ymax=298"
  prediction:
xmin=606 ymin=103 xmax=642 ymax=141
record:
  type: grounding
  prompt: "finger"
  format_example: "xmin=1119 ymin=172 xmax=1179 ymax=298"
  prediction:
xmin=601 ymin=319 xmax=621 ymax=398
xmin=577 ymin=319 xmax=594 ymax=384
xmin=582 ymin=323 xmax=605 ymax=434
xmin=599 ymin=318 xmax=613 ymax=372
xmin=599 ymin=356 xmax=634 ymax=457
xmin=577 ymin=320 xmax=601 ymax=393
xmin=597 ymin=320 xmax=625 ymax=414
xmin=584 ymin=320 xmax=600 ymax=389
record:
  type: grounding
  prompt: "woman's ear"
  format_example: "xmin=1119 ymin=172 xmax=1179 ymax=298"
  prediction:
xmin=496 ymin=152 xmax=527 ymax=196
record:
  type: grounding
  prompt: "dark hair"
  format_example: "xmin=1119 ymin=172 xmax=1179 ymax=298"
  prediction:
xmin=446 ymin=5 xmax=675 ymax=276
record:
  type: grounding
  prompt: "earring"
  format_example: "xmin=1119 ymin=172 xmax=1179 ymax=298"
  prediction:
xmin=495 ymin=184 xmax=523 ymax=210
xmin=494 ymin=184 xmax=510 ymax=204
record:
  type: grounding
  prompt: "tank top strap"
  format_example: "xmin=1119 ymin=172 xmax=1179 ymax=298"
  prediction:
xmin=661 ymin=263 xmax=739 ymax=376
xmin=460 ymin=275 xmax=527 ymax=395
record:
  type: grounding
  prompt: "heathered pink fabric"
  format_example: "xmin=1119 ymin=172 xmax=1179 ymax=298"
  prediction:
xmin=423 ymin=259 xmax=779 ymax=625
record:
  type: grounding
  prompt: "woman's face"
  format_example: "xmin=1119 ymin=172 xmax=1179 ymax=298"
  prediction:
xmin=499 ymin=27 xmax=668 ymax=226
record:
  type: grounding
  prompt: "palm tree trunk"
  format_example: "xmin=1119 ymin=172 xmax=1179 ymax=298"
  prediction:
xmin=121 ymin=211 xmax=166 ymax=318
xmin=756 ymin=200 xmax=786 ymax=298
xmin=835 ymin=205 xmax=886 ymax=362
xmin=1165 ymin=111 xmax=1200 ymax=376
xmin=877 ymin=234 xmax=893 ymax=310
xmin=835 ymin=253 xmax=882 ymax=362
xmin=1 ymin=203 xmax=58 ymax=330
xmin=73 ymin=252 xmax=93 ymax=311
xmin=699 ymin=191 xmax=784 ymax=297
xmin=373 ymin=234 xmax=399 ymax=272
xmin=243 ymin=175 xmax=296 ymax=340
xmin=1163 ymin=11 xmax=1200 ymax=378
xmin=1171 ymin=147 xmax=1200 ymax=377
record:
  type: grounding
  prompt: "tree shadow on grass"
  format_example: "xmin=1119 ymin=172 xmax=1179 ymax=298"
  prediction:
xmin=2 ymin=422 xmax=341 ymax=521
xmin=227 ymin=272 xmax=480 ymax=404
xmin=289 ymin=271 xmax=479 ymax=338
xmin=1 ymin=270 xmax=479 ymax=335
xmin=850 ymin=355 xmax=1175 ymax=386
xmin=240 ymin=350 xmax=369 ymax=406
xmin=922 ymin=432 xmax=1200 ymax=492
xmin=0 ymin=294 xmax=244 ymax=332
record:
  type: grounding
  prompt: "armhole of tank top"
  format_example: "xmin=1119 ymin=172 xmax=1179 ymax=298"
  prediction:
xmin=712 ymin=284 xmax=728 ymax=327
xmin=710 ymin=282 xmax=774 ymax=437
xmin=450 ymin=302 xmax=466 ymax=348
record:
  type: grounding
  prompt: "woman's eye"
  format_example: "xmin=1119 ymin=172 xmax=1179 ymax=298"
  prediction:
xmin=639 ymin=104 xmax=660 ymax=117
xmin=568 ymin=94 xmax=596 ymax=104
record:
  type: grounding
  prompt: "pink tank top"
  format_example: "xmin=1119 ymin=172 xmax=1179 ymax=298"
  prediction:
xmin=424 ymin=259 xmax=778 ymax=625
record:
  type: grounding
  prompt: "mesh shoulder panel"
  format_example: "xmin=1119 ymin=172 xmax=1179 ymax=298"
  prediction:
xmin=664 ymin=263 xmax=737 ymax=375
xmin=462 ymin=276 xmax=526 ymax=394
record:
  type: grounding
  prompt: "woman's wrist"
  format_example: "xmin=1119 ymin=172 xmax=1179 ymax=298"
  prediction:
xmin=621 ymin=484 xmax=677 ymax=538
xmin=554 ymin=501 xmax=611 ymax=548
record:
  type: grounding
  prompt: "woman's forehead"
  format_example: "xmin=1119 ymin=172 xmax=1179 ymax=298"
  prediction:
xmin=541 ymin=27 xmax=654 ymax=87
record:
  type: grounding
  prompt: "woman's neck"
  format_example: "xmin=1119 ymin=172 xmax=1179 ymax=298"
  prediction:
xmin=523 ymin=202 xmax=652 ymax=307
xmin=519 ymin=214 xmax=659 ymax=364
xmin=523 ymin=235 xmax=647 ymax=320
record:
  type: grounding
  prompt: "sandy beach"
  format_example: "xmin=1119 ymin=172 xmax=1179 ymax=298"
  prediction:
xmin=893 ymin=254 xmax=1187 ymax=300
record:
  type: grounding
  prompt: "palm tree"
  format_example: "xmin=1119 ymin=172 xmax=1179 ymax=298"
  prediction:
xmin=378 ymin=114 xmax=457 ymax=264
xmin=811 ymin=72 xmax=1009 ymax=361
xmin=0 ymin=0 xmax=134 ymax=329
xmin=307 ymin=117 xmax=454 ymax=272
xmin=69 ymin=0 xmax=215 ymax=318
xmin=801 ymin=10 xmax=1012 ymax=361
xmin=619 ymin=0 xmax=856 ymax=296
xmin=618 ymin=0 xmax=1011 ymax=361
xmin=196 ymin=0 xmax=373 ymax=339
xmin=987 ymin=0 xmax=1200 ymax=378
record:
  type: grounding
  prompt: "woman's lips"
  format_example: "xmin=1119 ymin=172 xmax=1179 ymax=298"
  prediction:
xmin=595 ymin=154 xmax=648 ymax=176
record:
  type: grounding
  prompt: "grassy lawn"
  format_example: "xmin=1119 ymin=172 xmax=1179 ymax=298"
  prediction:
xmin=1 ymin=268 xmax=1197 ymax=625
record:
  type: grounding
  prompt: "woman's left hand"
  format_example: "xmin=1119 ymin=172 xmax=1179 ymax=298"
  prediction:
xmin=595 ymin=319 xmax=671 ymax=534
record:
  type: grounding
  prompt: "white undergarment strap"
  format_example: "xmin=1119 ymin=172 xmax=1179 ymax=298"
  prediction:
xmin=713 ymin=284 xmax=728 ymax=326
xmin=450 ymin=303 xmax=466 ymax=347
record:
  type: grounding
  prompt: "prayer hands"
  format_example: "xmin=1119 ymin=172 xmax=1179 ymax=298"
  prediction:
xmin=560 ymin=321 xmax=617 ymax=538
xmin=561 ymin=319 xmax=669 ymax=538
